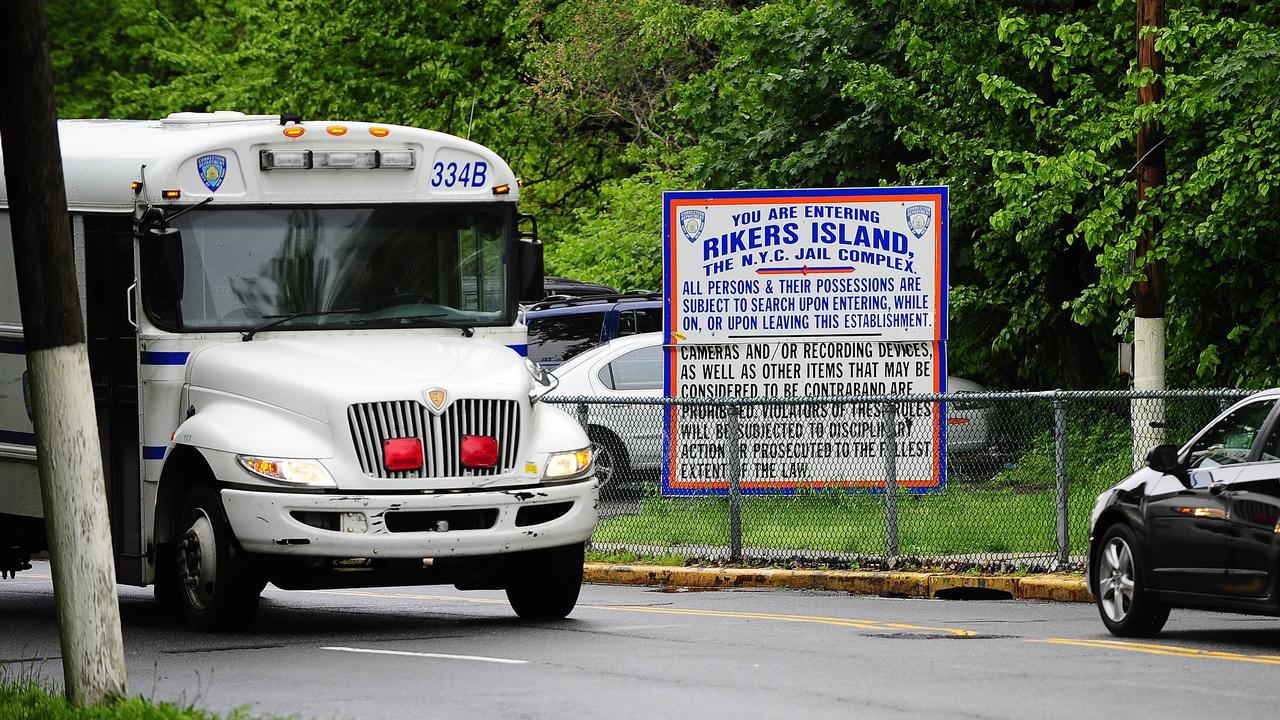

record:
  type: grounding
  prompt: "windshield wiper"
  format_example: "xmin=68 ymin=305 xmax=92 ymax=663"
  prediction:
xmin=386 ymin=312 xmax=478 ymax=338
xmin=241 ymin=308 xmax=366 ymax=342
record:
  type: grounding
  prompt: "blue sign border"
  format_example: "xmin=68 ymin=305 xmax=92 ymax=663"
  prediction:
xmin=660 ymin=186 xmax=950 ymax=496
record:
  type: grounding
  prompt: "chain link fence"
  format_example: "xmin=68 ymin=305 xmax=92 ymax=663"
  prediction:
xmin=549 ymin=389 xmax=1250 ymax=571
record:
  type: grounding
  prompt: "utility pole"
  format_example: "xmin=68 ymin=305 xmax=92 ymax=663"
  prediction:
xmin=1132 ymin=0 xmax=1166 ymax=468
xmin=0 ymin=0 xmax=128 ymax=706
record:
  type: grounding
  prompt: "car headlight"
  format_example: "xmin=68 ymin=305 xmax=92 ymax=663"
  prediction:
xmin=544 ymin=447 xmax=592 ymax=480
xmin=237 ymin=456 xmax=337 ymax=487
xmin=525 ymin=358 xmax=559 ymax=403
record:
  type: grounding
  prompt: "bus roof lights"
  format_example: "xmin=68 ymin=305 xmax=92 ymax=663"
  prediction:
xmin=376 ymin=150 xmax=414 ymax=169
xmin=492 ymin=184 xmax=511 ymax=195
xmin=259 ymin=149 xmax=415 ymax=170
xmin=313 ymin=150 xmax=377 ymax=169
xmin=283 ymin=126 xmax=306 ymax=138
xmin=260 ymin=149 xmax=313 ymax=170
xmin=326 ymin=125 xmax=348 ymax=136
xmin=369 ymin=127 xmax=391 ymax=137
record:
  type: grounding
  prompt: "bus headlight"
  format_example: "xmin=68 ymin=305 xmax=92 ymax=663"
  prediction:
xmin=237 ymin=456 xmax=337 ymax=487
xmin=545 ymin=447 xmax=592 ymax=480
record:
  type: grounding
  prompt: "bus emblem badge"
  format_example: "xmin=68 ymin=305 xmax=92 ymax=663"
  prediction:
xmin=196 ymin=154 xmax=228 ymax=192
xmin=425 ymin=388 xmax=448 ymax=415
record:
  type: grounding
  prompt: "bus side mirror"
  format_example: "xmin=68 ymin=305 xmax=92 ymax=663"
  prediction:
xmin=517 ymin=214 xmax=543 ymax=303
xmin=142 ymin=227 xmax=185 ymax=304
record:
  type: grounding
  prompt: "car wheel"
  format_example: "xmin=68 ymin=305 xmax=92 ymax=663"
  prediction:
xmin=506 ymin=542 xmax=585 ymax=621
xmin=589 ymin=430 xmax=631 ymax=497
xmin=1094 ymin=524 xmax=1169 ymax=637
xmin=174 ymin=484 xmax=265 ymax=632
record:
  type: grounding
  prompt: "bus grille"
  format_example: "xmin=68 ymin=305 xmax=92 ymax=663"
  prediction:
xmin=347 ymin=399 xmax=521 ymax=478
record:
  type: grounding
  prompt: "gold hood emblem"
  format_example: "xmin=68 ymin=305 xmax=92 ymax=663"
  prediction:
xmin=425 ymin=388 xmax=448 ymax=414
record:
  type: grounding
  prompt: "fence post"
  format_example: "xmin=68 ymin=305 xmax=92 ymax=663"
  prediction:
xmin=726 ymin=405 xmax=743 ymax=563
xmin=1053 ymin=397 xmax=1070 ymax=567
xmin=576 ymin=402 xmax=588 ymax=431
xmin=883 ymin=401 xmax=899 ymax=561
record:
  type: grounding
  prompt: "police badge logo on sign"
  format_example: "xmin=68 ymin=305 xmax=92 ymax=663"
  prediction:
xmin=679 ymin=209 xmax=706 ymax=243
xmin=905 ymin=204 xmax=932 ymax=239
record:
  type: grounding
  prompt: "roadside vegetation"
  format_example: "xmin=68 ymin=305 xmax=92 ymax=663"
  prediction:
xmin=0 ymin=680 xmax=256 ymax=720
xmin=44 ymin=0 xmax=1280 ymax=390
xmin=595 ymin=479 xmax=1112 ymax=560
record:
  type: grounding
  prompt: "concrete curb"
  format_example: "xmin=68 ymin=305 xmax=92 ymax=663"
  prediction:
xmin=583 ymin=563 xmax=1092 ymax=603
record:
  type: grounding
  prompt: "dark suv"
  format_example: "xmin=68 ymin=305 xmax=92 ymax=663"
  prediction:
xmin=522 ymin=292 xmax=663 ymax=369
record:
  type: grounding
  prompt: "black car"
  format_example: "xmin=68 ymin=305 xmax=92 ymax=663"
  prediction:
xmin=1088 ymin=389 xmax=1280 ymax=636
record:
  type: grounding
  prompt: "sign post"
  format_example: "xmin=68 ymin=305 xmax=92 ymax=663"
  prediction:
xmin=662 ymin=187 xmax=949 ymax=495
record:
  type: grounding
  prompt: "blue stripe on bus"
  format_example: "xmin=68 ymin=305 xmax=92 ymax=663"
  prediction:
xmin=507 ymin=344 xmax=528 ymax=357
xmin=0 ymin=340 xmax=26 ymax=355
xmin=140 ymin=351 xmax=190 ymax=365
xmin=143 ymin=446 xmax=168 ymax=460
xmin=0 ymin=429 xmax=36 ymax=446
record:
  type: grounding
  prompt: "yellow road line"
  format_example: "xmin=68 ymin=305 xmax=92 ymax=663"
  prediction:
xmin=300 ymin=588 xmax=976 ymax=637
xmin=1029 ymin=638 xmax=1280 ymax=666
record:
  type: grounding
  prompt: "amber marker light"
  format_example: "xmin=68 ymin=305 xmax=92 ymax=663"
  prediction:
xmin=283 ymin=126 xmax=305 ymax=138
xmin=326 ymin=125 xmax=348 ymax=136
xmin=492 ymin=184 xmax=511 ymax=195
xmin=162 ymin=189 xmax=181 ymax=199
xmin=369 ymin=127 xmax=390 ymax=137
xmin=130 ymin=181 xmax=143 ymax=193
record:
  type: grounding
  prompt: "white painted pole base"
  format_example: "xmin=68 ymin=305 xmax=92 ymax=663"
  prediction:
xmin=28 ymin=344 xmax=128 ymax=704
xmin=1131 ymin=316 xmax=1166 ymax=471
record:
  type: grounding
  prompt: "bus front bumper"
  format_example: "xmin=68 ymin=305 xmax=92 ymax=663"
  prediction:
xmin=219 ymin=478 xmax=598 ymax=558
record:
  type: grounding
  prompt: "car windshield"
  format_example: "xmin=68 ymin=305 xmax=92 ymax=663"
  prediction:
xmin=143 ymin=204 xmax=511 ymax=331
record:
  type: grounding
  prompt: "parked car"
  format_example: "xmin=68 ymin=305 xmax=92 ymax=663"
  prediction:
xmin=547 ymin=332 xmax=997 ymax=491
xmin=1087 ymin=389 xmax=1280 ymax=637
xmin=522 ymin=292 xmax=662 ymax=370
xmin=541 ymin=275 xmax=618 ymax=299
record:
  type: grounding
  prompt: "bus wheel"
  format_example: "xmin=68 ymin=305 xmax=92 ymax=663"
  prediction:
xmin=175 ymin=484 xmax=264 ymax=631
xmin=505 ymin=542 xmax=584 ymax=621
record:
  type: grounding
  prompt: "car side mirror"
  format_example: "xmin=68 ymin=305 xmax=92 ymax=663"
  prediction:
xmin=1146 ymin=444 xmax=1186 ymax=480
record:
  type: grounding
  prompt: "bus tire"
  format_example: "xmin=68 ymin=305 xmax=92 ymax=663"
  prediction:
xmin=175 ymin=483 xmax=264 ymax=632
xmin=505 ymin=542 xmax=584 ymax=621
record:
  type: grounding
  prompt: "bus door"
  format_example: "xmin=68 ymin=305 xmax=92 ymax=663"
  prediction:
xmin=83 ymin=214 xmax=145 ymax=584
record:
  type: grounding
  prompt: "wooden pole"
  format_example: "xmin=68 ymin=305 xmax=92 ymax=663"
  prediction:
xmin=0 ymin=0 xmax=128 ymax=706
xmin=1131 ymin=0 xmax=1167 ymax=468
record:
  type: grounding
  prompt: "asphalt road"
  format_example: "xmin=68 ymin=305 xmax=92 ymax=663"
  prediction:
xmin=3 ymin=560 xmax=1280 ymax=719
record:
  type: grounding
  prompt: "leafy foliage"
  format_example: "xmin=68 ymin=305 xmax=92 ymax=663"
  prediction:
xmin=43 ymin=0 xmax=1280 ymax=388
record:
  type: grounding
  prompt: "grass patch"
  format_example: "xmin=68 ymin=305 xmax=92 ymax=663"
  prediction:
xmin=0 ymin=680 xmax=261 ymax=719
xmin=585 ymin=549 xmax=688 ymax=566
xmin=594 ymin=478 xmax=1117 ymax=558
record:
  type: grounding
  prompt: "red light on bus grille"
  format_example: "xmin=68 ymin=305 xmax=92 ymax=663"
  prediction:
xmin=383 ymin=438 xmax=423 ymax=471
xmin=460 ymin=435 xmax=498 ymax=468
xmin=283 ymin=126 xmax=305 ymax=138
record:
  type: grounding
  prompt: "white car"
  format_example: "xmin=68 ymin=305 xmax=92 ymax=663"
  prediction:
xmin=547 ymin=332 xmax=997 ymax=489
xmin=546 ymin=334 xmax=664 ymax=491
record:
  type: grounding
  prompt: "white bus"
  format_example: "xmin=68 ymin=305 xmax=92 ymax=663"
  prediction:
xmin=0 ymin=112 xmax=598 ymax=629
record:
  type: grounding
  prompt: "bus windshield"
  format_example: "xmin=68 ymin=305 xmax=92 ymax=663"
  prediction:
xmin=142 ymin=204 xmax=512 ymax=332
